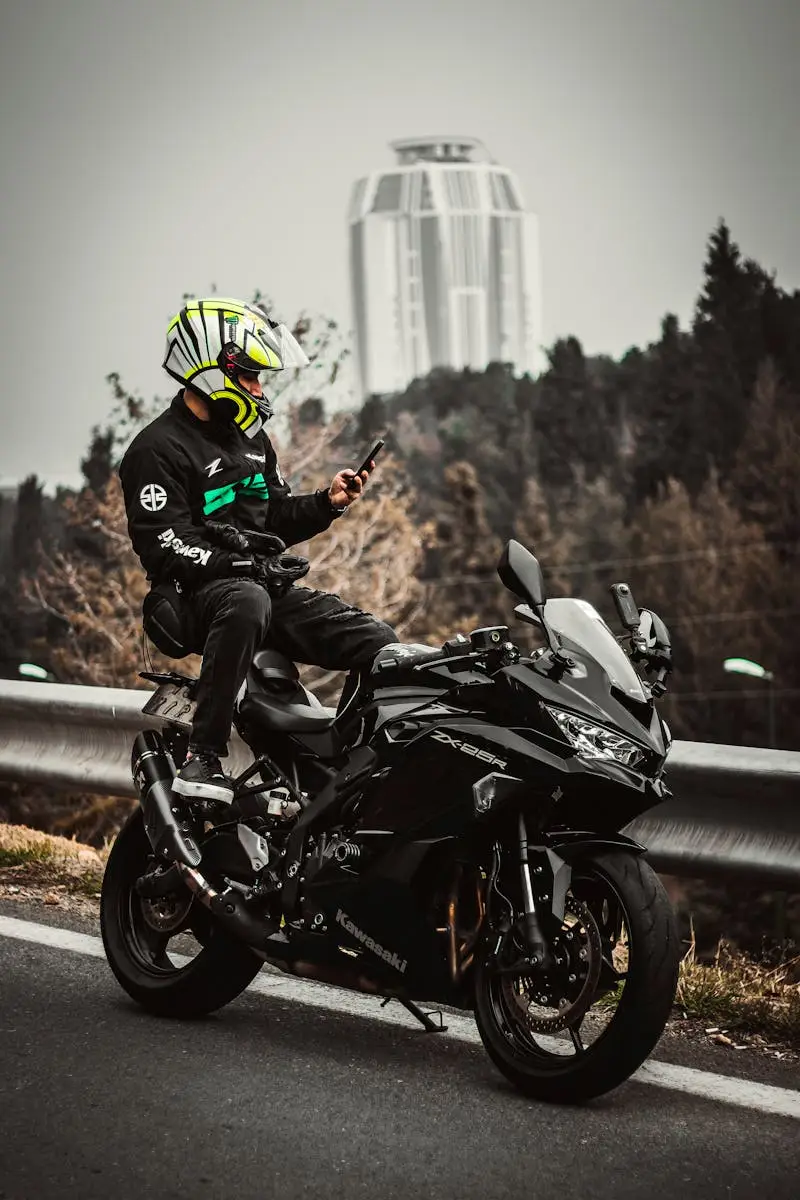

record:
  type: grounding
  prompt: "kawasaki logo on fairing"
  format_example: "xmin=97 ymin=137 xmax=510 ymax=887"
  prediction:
xmin=335 ymin=909 xmax=408 ymax=974
xmin=430 ymin=729 xmax=507 ymax=770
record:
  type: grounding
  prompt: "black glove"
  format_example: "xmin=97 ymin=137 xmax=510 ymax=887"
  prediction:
xmin=242 ymin=527 xmax=307 ymax=597
xmin=201 ymin=549 xmax=308 ymax=595
xmin=203 ymin=521 xmax=308 ymax=597
xmin=242 ymin=529 xmax=287 ymax=557
xmin=203 ymin=521 xmax=255 ymax=555
xmin=251 ymin=553 xmax=310 ymax=598
xmin=204 ymin=551 xmax=259 ymax=582
xmin=204 ymin=521 xmax=287 ymax=557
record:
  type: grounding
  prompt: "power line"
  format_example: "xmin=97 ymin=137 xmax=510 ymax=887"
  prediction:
xmin=663 ymin=608 xmax=800 ymax=627
xmin=669 ymin=688 xmax=800 ymax=701
xmin=418 ymin=539 xmax=799 ymax=588
xmin=419 ymin=583 xmax=800 ymax=627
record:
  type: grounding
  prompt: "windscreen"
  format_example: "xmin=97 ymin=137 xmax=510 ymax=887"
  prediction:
xmin=543 ymin=598 xmax=647 ymax=703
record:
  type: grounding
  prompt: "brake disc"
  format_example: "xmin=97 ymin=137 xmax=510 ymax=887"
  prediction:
xmin=140 ymin=891 xmax=194 ymax=933
xmin=501 ymin=897 xmax=603 ymax=1033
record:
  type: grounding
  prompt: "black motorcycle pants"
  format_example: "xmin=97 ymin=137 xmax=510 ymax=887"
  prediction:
xmin=182 ymin=579 xmax=396 ymax=755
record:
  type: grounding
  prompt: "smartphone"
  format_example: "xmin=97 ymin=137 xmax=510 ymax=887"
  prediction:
xmin=345 ymin=438 xmax=385 ymax=491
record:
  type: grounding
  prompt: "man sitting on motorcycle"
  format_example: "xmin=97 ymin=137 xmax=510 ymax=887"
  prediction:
xmin=119 ymin=297 xmax=396 ymax=805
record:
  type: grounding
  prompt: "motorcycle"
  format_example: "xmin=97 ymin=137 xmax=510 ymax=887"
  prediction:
xmin=100 ymin=539 xmax=680 ymax=1104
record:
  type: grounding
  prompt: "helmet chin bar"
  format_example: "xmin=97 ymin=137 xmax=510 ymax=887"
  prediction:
xmin=215 ymin=345 xmax=273 ymax=433
xmin=204 ymin=392 xmax=263 ymax=440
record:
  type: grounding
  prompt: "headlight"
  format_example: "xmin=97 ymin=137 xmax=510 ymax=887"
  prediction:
xmin=544 ymin=706 xmax=646 ymax=769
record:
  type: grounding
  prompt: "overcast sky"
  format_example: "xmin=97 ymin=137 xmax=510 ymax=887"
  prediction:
xmin=1 ymin=0 xmax=798 ymax=491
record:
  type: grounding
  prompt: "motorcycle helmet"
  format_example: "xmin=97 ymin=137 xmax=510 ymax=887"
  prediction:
xmin=162 ymin=297 xmax=309 ymax=438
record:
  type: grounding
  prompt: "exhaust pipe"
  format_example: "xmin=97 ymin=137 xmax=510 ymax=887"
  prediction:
xmin=173 ymin=862 xmax=399 ymax=995
xmin=132 ymin=730 xmax=202 ymax=868
xmin=175 ymin=862 xmax=278 ymax=948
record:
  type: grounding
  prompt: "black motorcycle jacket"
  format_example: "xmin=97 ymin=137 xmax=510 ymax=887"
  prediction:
xmin=119 ymin=393 xmax=342 ymax=589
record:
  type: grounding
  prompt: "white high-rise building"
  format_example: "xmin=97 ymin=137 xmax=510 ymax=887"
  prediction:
xmin=348 ymin=136 xmax=543 ymax=397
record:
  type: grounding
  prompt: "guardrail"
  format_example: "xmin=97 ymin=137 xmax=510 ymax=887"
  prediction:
xmin=0 ymin=681 xmax=254 ymax=796
xmin=0 ymin=681 xmax=798 ymax=888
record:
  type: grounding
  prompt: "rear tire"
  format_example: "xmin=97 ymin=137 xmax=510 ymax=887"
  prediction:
xmin=474 ymin=850 xmax=680 ymax=1103
xmin=100 ymin=809 xmax=263 ymax=1018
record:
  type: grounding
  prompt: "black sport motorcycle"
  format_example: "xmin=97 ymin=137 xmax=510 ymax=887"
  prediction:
xmin=101 ymin=539 xmax=680 ymax=1104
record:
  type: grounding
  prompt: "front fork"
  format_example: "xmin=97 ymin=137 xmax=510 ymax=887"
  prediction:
xmin=516 ymin=814 xmax=572 ymax=970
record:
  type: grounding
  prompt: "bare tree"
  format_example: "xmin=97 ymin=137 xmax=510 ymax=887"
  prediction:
xmin=626 ymin=472 xmax=783 ymax=743
xmin=27 ymin=408 xmax=425 ymax=697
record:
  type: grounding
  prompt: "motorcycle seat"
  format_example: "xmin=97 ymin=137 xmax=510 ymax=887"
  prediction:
xmin=238 ymin=692 xmax=337 ymax=733
xmin=240 ymin=649 xmax=337 ymax=732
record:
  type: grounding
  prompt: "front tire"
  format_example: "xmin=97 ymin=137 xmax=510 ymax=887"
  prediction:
xmin=474 ymin=850 xmax=680 ymax=1103
xmin=100 ymin=809 xmax=263 ymax=1018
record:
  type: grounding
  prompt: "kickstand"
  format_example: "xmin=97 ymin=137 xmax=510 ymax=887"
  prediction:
xmin=381 ymin=995 xmax=448 ymax=1033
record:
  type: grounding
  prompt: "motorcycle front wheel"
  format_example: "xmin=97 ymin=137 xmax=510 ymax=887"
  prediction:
xmin=100 ymin=808 xmax=263 ymax=1018
xmin=473 ymin=850 xmax=680 ymax=1104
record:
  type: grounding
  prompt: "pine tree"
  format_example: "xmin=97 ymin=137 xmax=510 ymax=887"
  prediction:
xmin=81 ymin=425 xmax=115 ymax=494
xmin=12 ymin=475 xmax=44 ymax=571
xmin=695 ymin=219 xmax=744 ymax=331
xmin=630 ymin=314 xmax=702 ymax=501
xmin=691 ymin=220 xmax=779 ymax=476
xmin=534 ymin=338 xmax=619 ymax=494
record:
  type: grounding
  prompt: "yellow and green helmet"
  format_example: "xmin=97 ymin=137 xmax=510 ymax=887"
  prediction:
xmin=163 ymin=297 xmax=309 ymax=438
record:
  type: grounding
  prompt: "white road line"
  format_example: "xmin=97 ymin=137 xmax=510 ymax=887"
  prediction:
xmin=0 ymin=916 xmax=106 ymax=959
xmin=2 ymin=913 xmax=799 ymax=1120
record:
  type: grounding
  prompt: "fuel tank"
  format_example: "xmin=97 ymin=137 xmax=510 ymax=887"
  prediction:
xmin=345 ymin=650 xmax=535 ymax=838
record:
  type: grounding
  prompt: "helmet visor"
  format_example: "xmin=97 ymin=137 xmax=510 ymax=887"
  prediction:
xmin=262 ymin=322 xmax=310 ymax=369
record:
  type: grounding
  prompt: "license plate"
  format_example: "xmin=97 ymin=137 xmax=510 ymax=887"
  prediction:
xmin=142 ymin=681 xmax=197 ymax=731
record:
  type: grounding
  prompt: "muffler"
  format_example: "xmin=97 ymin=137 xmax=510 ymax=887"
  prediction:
xmin=132 ymin=730 xmax=202 ymax=868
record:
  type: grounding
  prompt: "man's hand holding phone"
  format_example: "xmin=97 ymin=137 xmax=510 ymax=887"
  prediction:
xmin=328 ymin=438 xmax=386 ymax=509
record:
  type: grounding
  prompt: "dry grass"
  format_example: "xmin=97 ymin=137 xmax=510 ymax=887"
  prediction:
xmin=0 ymin=822 xmax=106 ymax=896
xmin=677 ymin=927 xmax=800 ymax=1045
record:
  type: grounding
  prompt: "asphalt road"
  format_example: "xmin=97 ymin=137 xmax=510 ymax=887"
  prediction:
xmin=1 ymin=901 xmax=798 ymax=1200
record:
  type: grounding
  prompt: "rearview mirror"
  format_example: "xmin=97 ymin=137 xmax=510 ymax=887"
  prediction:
xmin=498 ymin=540 xmax=547 ymax=611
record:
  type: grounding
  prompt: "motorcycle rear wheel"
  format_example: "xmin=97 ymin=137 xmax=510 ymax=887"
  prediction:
xmin=474 ymin=850 xmax=679 ymax=1103
xmin=100 ymin=808 xmax=263 ymax=1018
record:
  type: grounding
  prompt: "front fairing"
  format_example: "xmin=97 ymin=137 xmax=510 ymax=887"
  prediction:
xmin=500 ymin=651 xmax=667 ymax=766
xmin=351 ymin=670 xmax=670 ymax=841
